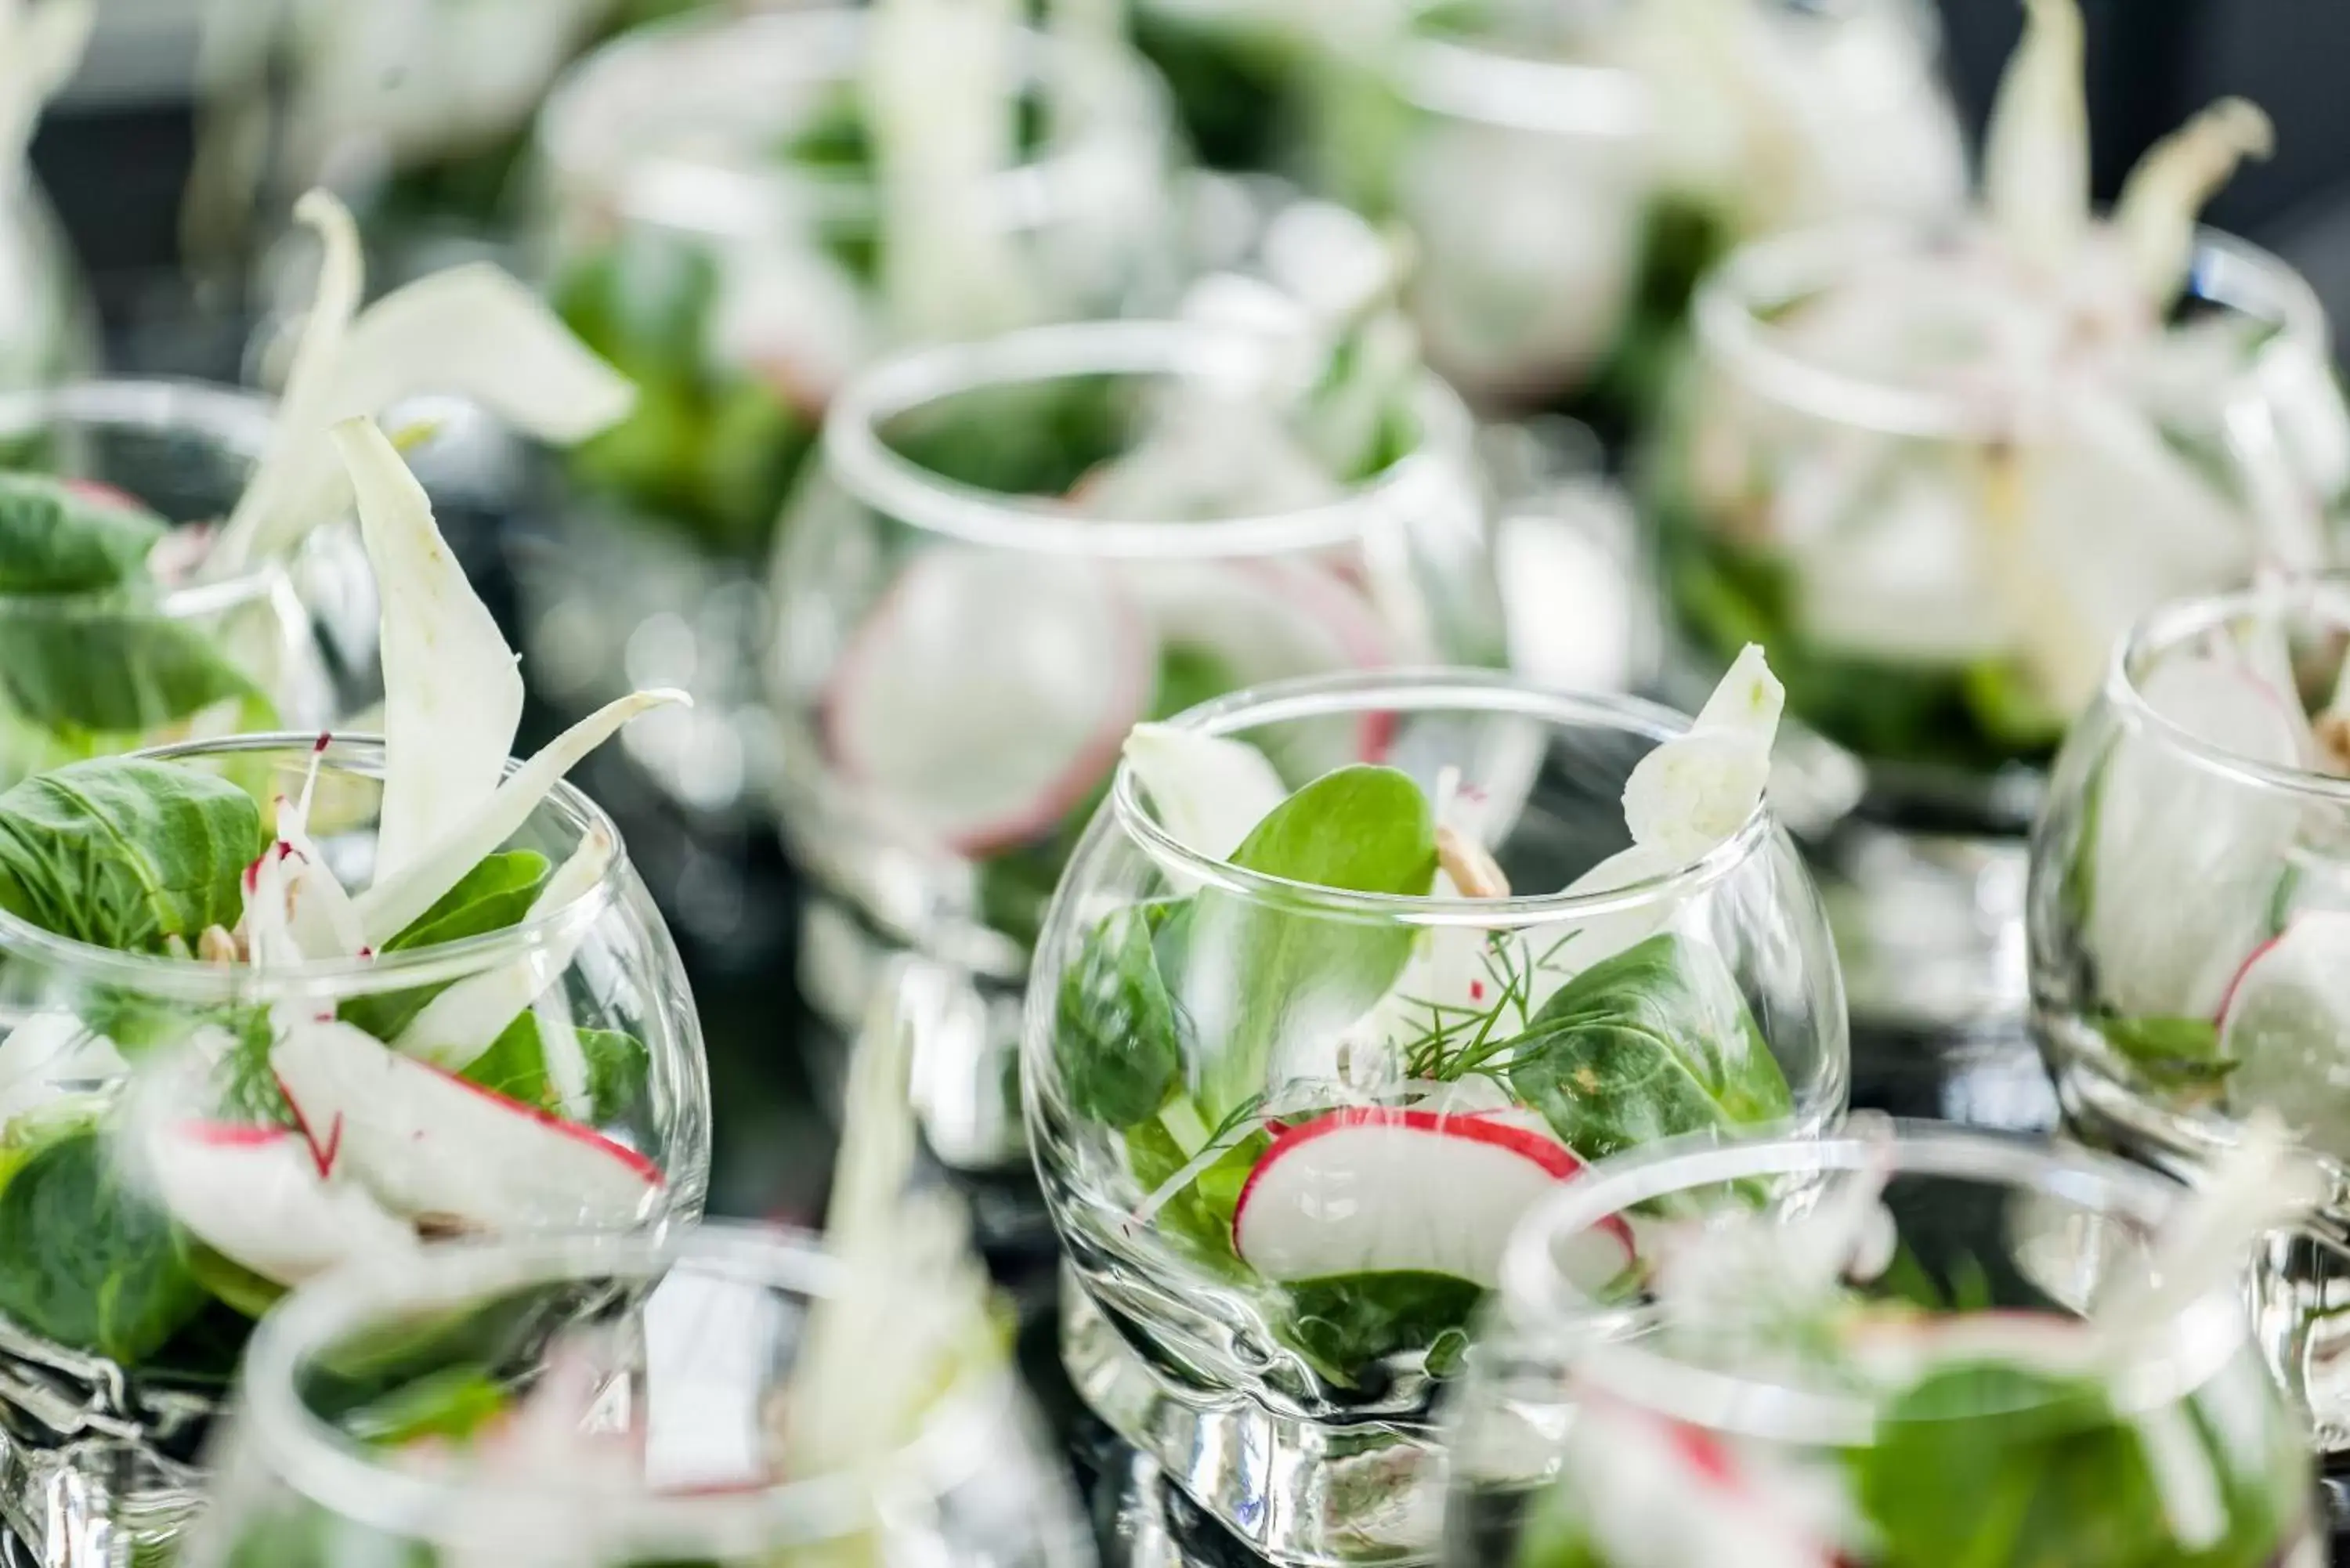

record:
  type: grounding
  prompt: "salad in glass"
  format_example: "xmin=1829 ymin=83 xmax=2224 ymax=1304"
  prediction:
xmin=2027 ymin=575 xmax=2350 ymax=1448
xmin=0 ymin=421 xmax=707 ymax=1564
xmin=771 ymin=280 xmax=1496 ymax=1170
xmin=0 ymin=186 xmax=634 ymax=788
xmin=1026 ymin=657 xmax=1847 ymax=1564
xmin=0 ymin=0 xmax=96 ymax=392
xmin=1315 ymin=0 xmax=1964 ymax=414
xmin=1448 ymin=1119 xmax=2322 ymax=1568
xmin=181 ymin=913 xmax=1079 ymax=1568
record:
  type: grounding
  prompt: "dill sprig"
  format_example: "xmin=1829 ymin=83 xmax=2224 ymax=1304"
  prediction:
xmin=1399 ymin=927 xmax=1580 ymax=1082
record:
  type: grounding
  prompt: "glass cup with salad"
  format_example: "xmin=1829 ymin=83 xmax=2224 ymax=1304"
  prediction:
xmin=513 ymin=2 xmax=1178 ymax=829
xmin=1024 ymin=656 xmax=1847 ymax=1565
xmin=0 ymin=418 xmax=709 ymax=1566
xmin=1649 ymin=0 xmax=2350 ymax=1028
xmin=1310 ymin=0 xmax=1963 ymax=421
xmin=768 ymin=303 xmax=1501 ymax=1180
xmin=1447 ymin=1118 xmax=2322 ymax=1568
xmin=2026 ymin=572 xmax=2350 ymax=1454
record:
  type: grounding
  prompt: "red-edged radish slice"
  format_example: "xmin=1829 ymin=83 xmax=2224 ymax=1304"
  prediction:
xmin=822 ymin=546 xmax=1150 ymax=855
xmin=2087 ymin=645 xmax=2308 ymax=1020
xmin=334 ymin=415 xmax=526 ymax=883
xmin=2215 ymin=912 xmax=2350 ymax=1158
xmin=149 ymin=1121 xmax=416 ymax=1286
xmin=1231 ymin=1107 xmax=1619 ymax=1289
xmin=1121 ymin=558 xmax=1401 ymax=772
xmin=1121 ymin=722 xmax=1285 ymax=862
xmin=273 ymin=1020 xmax=661 ymax=1232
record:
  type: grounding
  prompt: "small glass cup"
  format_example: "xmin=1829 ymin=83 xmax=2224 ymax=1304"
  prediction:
xmin=1654 ymin=220 xmax=2350 ymax=1031
xmin=2027 ymin=574 xmax=2350 ymax=1451
xmin=0 ymin=379 xmax=381 ymax=789
xmin=769 ymin=318 xmax=1503 ymax=1176
xmin=1025 ymin=670 xmax=1848 ymax=1566
xmin=1312 ymin=0 xmax=1963 ymax=412
xmin=179 ymin=1221 xmax=1089 ymax=1568
xmin=1448 ymin=1122 xmax=2318 ymax=1568
xmin=0 ymin=733 xmax=710 ymax=1566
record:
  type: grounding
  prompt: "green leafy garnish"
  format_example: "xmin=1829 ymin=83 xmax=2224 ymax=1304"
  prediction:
xmin=1282 ymin=1270 xmax=1482 ymax=1377
xmin=1056 ymin=904 xmax=1188 ymax=1128
xmin=0 ymin=473 xmax=166 ymax=593
xmin=381 ymin=850 xmax=550 ymax=953
xmin=2098 ymin=1013 xmax=2234 ymax=1093
xmin=461 ymin=1013 xmax=650 ymax=1125
xmin=0 ymin=1125 xmax=208 ymax=1364
xmin=1177 ymin=764 xmax=1437 ymax=1122
xmin=0 ymin=757 xmax=263 ymax=952
xmin=342 ymin=1364 xmax=512 ymax=1447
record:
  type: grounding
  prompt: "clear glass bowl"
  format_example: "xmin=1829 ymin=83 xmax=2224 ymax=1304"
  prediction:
xmin=0 ymin=176 xmax=93 ymax=392
xmin=0 ymin=732 xmax=710 ymax=1565
xmin=2027 ymin=573 xmax=2350 ymax=1451
xmin=0 ymin=379 xmax=382 ymax=789
xmin=1314 ymin=0 xmax=1964 ymax=411
xmin=768 ymin=319 xmax=1503 ymax=1172
xmin=1447 ymin=1122 xmax=2316 ymax=1568
xmin=179 ymin=1221 xmax=1087 ymax=1568
xmin=1025 ymin=670 xmax=1847 ymax=1565
xmin=1651 ymin=222 xmax=2350 ymax=1028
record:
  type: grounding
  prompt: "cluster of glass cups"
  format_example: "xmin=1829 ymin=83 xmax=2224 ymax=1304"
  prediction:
xmin=508 ymin=4 xmax=1180 ymax=827
xmin=767 ymin=317 xmax=1505 ymax=1173
xmin=1650 ymin=219 xmax=2350 ymax=1029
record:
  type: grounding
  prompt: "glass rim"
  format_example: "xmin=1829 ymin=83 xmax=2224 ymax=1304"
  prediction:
xmin=820 ymin=317 xmax=1477 ymax=561
xmin=1496 ymin=1118 xmax=2249 ymax=1447
xmin=0 ymin=732 xmax=632 ymax=1003
xmin=1692 ymin=219 xmax=2331 ymax=442
xmin=2106 ymin=573 xmax=2350 ymax=804
xmin=232 ymin=1220 xmax=1022 ymax=1553
xmin=537 ymin=3 xmax=1169 ymax=241
xmin=1388 ymin=0 xmax=1944 ymax=142
xmin=0 ymin=377 xmax=295 ymax=615
xmin=1106 ymin=667 xmax=1776 ymax=925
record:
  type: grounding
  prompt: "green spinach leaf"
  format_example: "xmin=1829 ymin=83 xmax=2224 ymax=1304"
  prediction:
xmin=1056 ymin=905 xmax=1187 ymax=1127
xmin=1507 ymin=932 xmax=1791 ymax=1162
xmin=0 ymin=609 xmax=267 ymax=735
xmin=0 ymin=472 xmax=165 ymax=593
xmin=1282 ymin=1270 xmax=1481 ymax=1380
xmin=338 ymin=851 xmax=555 ymax=1040
xmin=0 ymin=758 xmax=262 ymax=952
xmin=0 ymin=1124 xmax=208 ymax=1365
xmin=462 ymin=1012 xmax=650 ymax=1125
xmin=1177 ymin=765 xmax=1437 ymax=1122
xmin=2099 ymin=1013 xmax=2234 ymax=1093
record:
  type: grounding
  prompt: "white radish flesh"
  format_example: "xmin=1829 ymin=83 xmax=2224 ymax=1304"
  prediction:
xmin=273 ymin=1019 xmax=661 ymax=1232
xmin=822 ymin=547 xmax=1149 ymax=854
xmin=335 ymin=415 xmax=526 ymax=883
xmin=148 ymin=1122 xmax=416 ymax=1286
xmin=393 ymin=827 xmax=614 ymax=1071
xmin=355 ymin=688 xmax=685 ymax=948
xmin=1231 ymin=1107 xmax=1615 ymax=1289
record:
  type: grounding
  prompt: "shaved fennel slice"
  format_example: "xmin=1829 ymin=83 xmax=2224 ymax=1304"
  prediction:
xmin=270 ymin=741 xmax=367 ymax=962
xmin=1981 ymin=0 xmax=2090 ymax=271
xmin=355 ymin=690 xmax=685 ymax=949
xmin=1622 ymin=645 xmax=1782 ymax=863
xmin=2113 ymin=99 xmax=2273 ymax=309
xmin=333 ymin=416 xmax=524 ymax=882
xmin=205 ymin=189 xmax=366 ymax=580
xmin=392 ymin=828 xmax=615 ymax=1071
xmin=0 ymin=0 xmax=92 ymax=166
xmin=1122 ymin=723 xmax=1285 ymax=865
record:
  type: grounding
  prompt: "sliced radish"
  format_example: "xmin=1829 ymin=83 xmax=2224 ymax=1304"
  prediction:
xmin=822 ymin=546 xmax=1149 ymax=855
xmin=147 ymin=1121 xmax=417 ymax=1287
xmin=1119 ymin=557 xmax=1401 ymax=774
xmin=2216 ymin=912 xmax=2350 ymax=1159
xmin=1121 ymin=721 xmax=1285 ymax=863
xmin=1231 ymin=1107 xmax=1616 ymax=1290
xmin=2088 ymin=645 xmax=2308 ymax=1021
xmin=272 ymin=1019 xmax=661 ymax=1233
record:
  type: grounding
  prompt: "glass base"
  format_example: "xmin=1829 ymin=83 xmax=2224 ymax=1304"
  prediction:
xmin=1060 ymin=1270 xmax=1441 ymax=1568
xmin=2050 ymin=1048 xmax=2350 ymax=1456
xmin=0 ymin=1324 xmax=215 ymax=1567
xmin=1817 ymin=817 xmax=2028 ymax=1032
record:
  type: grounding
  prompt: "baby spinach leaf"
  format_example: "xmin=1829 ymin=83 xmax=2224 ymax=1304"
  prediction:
xmin=1178 ymin=765 xmax=1437 ymax=1122
xmin=1282 ymin=1270 xmax=1481 ymax=1382
xmin=0 ymin=1124 xmax=208 ymax=1365
xmin=186 ymin=1243 xmax=285 ymax=1320
xmin=381 ymin=851 xmax=551 ymax=953
xmin=0 ymin=472 xmax=166 ymax=593
xmin=342 ymin=1363 xmax=512 ymax=1447
xmin=1507 ymin=932 xmax=1791 ymax=1162
xmin=0 ymin=608 xmax=267 ymax=735
xmin=462 ymin=1013 xmax=649 ymax=1125
xmin=1057 ymin=905 xmax=1187 ymax=1127
xmin=2098 ymin=1013 xmax=2235 ymax=1093
xmin=0 ymin=758 xmax=262 ymax=952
